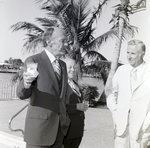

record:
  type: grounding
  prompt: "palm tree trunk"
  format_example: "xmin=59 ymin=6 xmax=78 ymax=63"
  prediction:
xmin=105 ymin=0 xmax=129 ymax=98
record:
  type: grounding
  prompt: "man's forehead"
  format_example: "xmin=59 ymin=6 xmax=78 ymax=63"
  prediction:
xmin=127 ymin=45 xmax=143 ymax=54
xmin=127 ymin=45 xmax=137 ymax=50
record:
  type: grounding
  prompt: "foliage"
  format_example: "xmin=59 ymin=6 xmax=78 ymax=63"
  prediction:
xmin=11 ymin=0 xmax=115 ymax=61
xmin=81 ymin=50 xmax=109 ymax=81
xmin=4 ymin=58 xmax=23 ymax=69
xmin=81 ymin=50 xmax=123 ymax=84
xmin=81 ymin=84 xmax=99 ymax=107
xmin=109 ymin=3 xmax=138 ymax=41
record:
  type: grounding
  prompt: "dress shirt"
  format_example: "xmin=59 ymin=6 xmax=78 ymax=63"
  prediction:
xmin=45 ymin=48 xmax=56 ymax=63
xmin=130 ymin=62 xmax=145 ymax=81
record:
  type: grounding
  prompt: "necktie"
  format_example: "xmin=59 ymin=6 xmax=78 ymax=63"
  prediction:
xmin=69 ymin=80 xmax=81 ymax=97
xmin=130 ymin=68 xmax=137 ymax=92
xmin=53 ymin=59 xmax=62 ymax=81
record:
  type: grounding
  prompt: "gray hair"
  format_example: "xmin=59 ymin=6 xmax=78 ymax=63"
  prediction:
xmin=128 ymin=39 xmax=146 ymax=53
xmin=42 ymin=27 xmax=65 ymax=47
xmin=42 ymin=28 xmax=54 ymax=47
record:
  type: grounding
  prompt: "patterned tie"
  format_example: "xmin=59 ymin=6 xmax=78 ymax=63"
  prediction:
xmin=130 ymin=68 xmax=137 ymax=92
xmin=53 ymin=59 xmax=62 ymax=81
xmin=68 ymin=80 xmax=81 ymax=97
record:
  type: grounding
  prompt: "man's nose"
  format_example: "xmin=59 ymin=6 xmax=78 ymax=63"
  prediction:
xmin=71 ymin=67 xmax=75 ymax=71
xmin=127 ymin=53 xmax=131 ymax=59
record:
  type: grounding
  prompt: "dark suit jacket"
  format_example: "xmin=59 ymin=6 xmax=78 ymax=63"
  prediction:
xmin=65 ymin=91 xmax=85 ymax=139
xmin=17 ymin=50 xmax=71 ymax=146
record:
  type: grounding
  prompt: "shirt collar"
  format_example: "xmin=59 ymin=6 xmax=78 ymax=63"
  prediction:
xmin=130 ymin=61 xmax=145 ymax=72
xmin=45 ymin=49 xmax=56 ymax=63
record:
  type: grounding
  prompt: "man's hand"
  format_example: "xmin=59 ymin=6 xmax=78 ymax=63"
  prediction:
xmin=23 ymin=72 xmax=37 ymax=88
xmin=76 ymin=103 xmax=89 ymax=112
xmin=23 ymin=63 xmax=39 ymax=88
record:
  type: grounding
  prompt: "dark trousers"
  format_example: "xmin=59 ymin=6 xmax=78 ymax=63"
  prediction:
xmin=26 ymin=124 xmax=64 ymax=148
xmin=63 ymin=137 xmax=82 ymax=148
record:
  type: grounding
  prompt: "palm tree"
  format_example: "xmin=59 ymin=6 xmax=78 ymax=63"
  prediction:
xmin=11 ymin=0 xmax=140 ymax=105
xmin=105 ymin=0 xmax=138 ymax=97
xmin=11 ymin=0 xmax=119 ymax=106
xmin=11 ymin=0 xmax=115 ymax=75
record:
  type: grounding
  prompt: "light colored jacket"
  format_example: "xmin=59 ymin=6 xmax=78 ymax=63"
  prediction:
xmin=107 ymin=62 xmax=150 ymax=140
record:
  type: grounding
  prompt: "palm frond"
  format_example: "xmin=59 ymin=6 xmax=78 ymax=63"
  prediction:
xmin=41 ymin=1 xmax=75 ymax=45
xmin=81 ymin=0 xmax=110 ymax=44
xmin=35 ymin=17 xmax=59 ymax=29
xmin=40 ymin=0 xmax=69 ymax=15
xmin=53 ymin=0 xmax=91 ymax=46
xmin=84 ymin=29 xmax=117 ymax=52
xmin=83 ymin=51 xmax=108 ymax=61
xmin=42 ymin=0 xmax=91 ymax=46
xmin=36 ymin=0 xmax=93 ymax=48
xmin=75 ymin=0 xmax=91 ymax=43
xmin=68 ymin=0 xmax=90 ymax=31
xmin=11 ymin=22 xmax=44 ymax=34
xmin=111 ymin=20 xmax=138 ymax=41
xmin=88 ymin=0 xmax=110 ymax=26
xmin=82 ymin=51 xmax=108 ymax=69
xmin=22 ymin=34 xmax=43 ymax=53
xmin=122 ymin=22 xmax=138 ymax=40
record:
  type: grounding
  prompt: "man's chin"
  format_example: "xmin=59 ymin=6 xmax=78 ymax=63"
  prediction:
xmin=59 ymin=53 xmax=65 ymax=57
xmin=129 ymin=60 xmax=134 ymax=65
xmin=129 ymin=62 xmax=136 ymax=67
xmin=59 ymin=51 xmax=67 ymax=56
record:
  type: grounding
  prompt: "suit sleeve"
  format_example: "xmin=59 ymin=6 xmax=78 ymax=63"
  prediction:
xmin=66 ymin=104 xmax=77 ymax=115
xmin=107 ymin=68 xmax=120 ymax=113
xmin=65 ymin=83 xmax=73 ymax=103
xmin=16 ymin=57 xmax=34 ymax=99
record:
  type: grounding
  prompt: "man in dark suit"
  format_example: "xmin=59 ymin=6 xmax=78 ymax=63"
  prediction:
xmin=62 ymin=57 xmax=89 ymax=148
xmin=17 ymin=27 xmax=71 ymax=148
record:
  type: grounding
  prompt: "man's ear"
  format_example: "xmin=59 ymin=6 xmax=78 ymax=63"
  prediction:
xmin=48 ymin=42 xmax=53 ymax=47
xmin=141 ymin=52 xmax=145 ymax=58
xmin=46 ymin=40 xmax=52 ymax=47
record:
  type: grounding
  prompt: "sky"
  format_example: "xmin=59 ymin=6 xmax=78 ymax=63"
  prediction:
xmin=0 ymin=0 xmax=150 ymax=64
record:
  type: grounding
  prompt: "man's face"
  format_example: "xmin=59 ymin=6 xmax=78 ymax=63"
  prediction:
xmin=48 ymin=28 xmax=67 ymax=57
xmin=127 ymin=45 xmax=144 ymax=67
xmin=66 ymin=59 xmax=76 ymax=79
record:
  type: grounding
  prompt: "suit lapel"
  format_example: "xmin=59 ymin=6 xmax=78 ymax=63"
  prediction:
xmin=59 ymin=60 xmax=67 ymax=99
xmin=126 ymin=66 xmax=133 ymax=94
xmin=40 ymin=51 xmax=60 ymax=94
xmin=133 ymin=63 xmax=150 ymax=92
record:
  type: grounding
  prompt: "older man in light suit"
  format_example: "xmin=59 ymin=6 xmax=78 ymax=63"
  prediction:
xmin=17 ymin=27 xmax=72 ymax=148
xmin=107 ymin=39 xmax=150 ymax=148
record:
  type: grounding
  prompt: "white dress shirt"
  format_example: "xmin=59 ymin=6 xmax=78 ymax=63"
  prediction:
xmin=45 ymin=48 xmax=56 ymax=63
xmin=130 ymin=62 xmax=145 ymax=81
